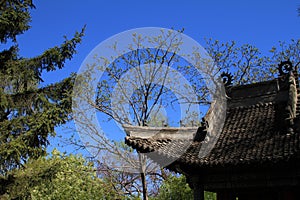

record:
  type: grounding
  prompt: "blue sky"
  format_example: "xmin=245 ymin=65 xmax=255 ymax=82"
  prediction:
xmin=19 ymin=0 xmax=300 ymax=84
xmin=15 ymin=0 xmax=300 ymax=153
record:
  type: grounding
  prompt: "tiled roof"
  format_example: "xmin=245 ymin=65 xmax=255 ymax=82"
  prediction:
xmin=125 ymin=71 xmax=300 ymax=169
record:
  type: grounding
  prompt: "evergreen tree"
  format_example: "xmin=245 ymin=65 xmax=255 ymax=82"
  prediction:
xmin=0 ymin=0 xmax=84 ymax=193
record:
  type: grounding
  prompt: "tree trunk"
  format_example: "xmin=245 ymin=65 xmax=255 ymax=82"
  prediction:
xmin=140 ymin=172 xmax=148 ymax=200
xmin=139 ymin=154 xmax=148 ymax=200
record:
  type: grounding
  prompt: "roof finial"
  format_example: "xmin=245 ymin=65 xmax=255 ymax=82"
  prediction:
xmin=278 ymin=60 xmax=294 ymax=76
xmin=221 ymin=71 xmax=233 ymax=87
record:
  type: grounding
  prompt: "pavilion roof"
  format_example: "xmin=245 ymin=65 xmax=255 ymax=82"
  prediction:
xmin=125 ymin=63 xmax=300 ymax=169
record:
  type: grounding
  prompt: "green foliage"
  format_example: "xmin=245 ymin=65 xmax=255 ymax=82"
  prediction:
xmin=152 ymin=174 xmax=216 ymax=200
xmin=1 ymin=149 xmax=122 ymax=199
xmin=0 ymin=0 xmax=84 ymax=195
xmin=0 ymin=0 xmax=35 ymax=43
xmin=205 ymin=192 xmax=217 ymax=200
xmin=152 ymin=174 xmax=194 ymax=200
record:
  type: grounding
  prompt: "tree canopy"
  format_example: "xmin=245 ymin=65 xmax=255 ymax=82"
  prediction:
xmin=1 ymin=149 xmax=122 ymax=199
xmin=0 ymin=0 xmax=84 ymax=194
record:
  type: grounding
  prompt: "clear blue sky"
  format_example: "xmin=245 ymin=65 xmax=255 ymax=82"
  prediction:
xmin=19 ymin=0 xmax=300 ymax=84
xmin=16 ymin=0 xmax=300 ymax=153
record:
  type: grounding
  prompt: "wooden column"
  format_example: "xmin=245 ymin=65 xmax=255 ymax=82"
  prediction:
xmin=193 ymin=180 xmax=204 ymax=200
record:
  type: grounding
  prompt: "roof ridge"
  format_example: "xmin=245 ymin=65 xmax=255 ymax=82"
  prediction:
xmin=228 ymin=79 xmax=277 ymax=90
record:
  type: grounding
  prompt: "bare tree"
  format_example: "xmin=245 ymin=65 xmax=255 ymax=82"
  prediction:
xmin=72 ymin=29 xmax=216 ymax=200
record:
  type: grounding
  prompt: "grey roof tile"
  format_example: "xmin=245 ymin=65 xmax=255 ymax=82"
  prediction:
xmin=125 ymin=72 xmax=300 ymax=168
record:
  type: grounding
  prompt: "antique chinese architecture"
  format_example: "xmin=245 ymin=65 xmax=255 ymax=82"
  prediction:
xmin=124 ymin=61 xmax=300 ymax=200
